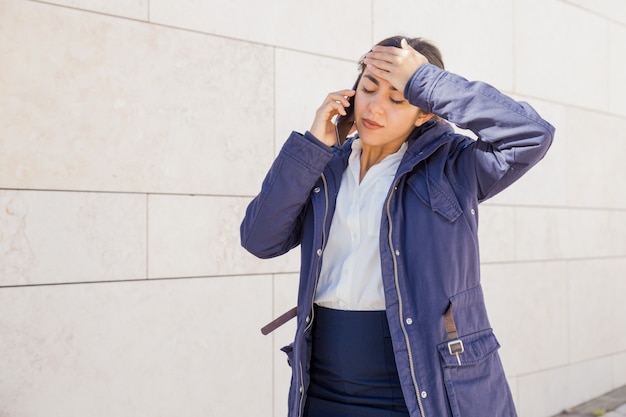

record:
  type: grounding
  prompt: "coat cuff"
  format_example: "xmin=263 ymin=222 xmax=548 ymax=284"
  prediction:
xmin=404 ymin=63 xmax=447 ymax=113
xmin=279 ymin=131 xmax=334 ymax=174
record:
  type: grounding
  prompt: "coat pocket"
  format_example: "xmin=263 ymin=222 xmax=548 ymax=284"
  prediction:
xmin=437 ymin=329 xmax=517 ymax=417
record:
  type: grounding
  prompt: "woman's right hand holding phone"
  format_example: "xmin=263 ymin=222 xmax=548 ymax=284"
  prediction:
xmin=309 ymin=89 xmax=355 ymax=147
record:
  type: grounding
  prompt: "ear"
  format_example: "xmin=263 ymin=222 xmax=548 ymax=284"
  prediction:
xmin=414 ymin=112 xmax=434 ymax=127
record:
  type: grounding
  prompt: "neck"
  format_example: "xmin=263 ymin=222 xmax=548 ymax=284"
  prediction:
xmin=359 ymin=142 xmax=403 ymax=182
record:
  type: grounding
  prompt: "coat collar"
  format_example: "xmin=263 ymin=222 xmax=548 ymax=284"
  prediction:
xmin=398 ymin=119 xmax=454 ymax=177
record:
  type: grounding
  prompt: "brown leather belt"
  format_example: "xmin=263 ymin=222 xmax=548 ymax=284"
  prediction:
xmin=261 ymin=306 xmax=297 ymax=335
xmin=444 ymin=304 xmax=464 ymax=365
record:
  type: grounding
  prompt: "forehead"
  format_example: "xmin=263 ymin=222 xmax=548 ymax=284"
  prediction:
xmin=360 ymin=70 xmax=399 ymax=91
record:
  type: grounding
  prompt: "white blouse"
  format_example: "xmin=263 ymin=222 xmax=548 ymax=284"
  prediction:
xmin=315 ymin=139 xmax=408 ymax=311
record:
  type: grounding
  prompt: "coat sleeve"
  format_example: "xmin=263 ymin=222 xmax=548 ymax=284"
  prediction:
xmin=404 ymin=63 xmax=555 ymax=202
xmin=240 ymin=131 xmax=333 ymax=259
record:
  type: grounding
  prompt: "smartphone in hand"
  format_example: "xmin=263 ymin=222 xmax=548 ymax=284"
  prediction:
xmin=334 ymin=75 xmax=361 ymax=146
xmin=335 ymin=94 xmax=355 ymax=146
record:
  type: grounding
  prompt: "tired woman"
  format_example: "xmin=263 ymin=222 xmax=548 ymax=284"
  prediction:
xmin=241 ymin=36 xmax=554 ymax=417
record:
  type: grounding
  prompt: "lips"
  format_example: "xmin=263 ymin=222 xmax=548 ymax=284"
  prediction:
xmin=362 ymin=118 xmax=383 ymax=129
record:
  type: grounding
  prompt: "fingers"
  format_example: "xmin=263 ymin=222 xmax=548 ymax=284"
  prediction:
xmin=368 ymin=44 xmax=409 ymax=63
xmin=362 ymin=40 xmax=427 ymax=92
xmin=323 ymin=89 xmax=355 ymax=116
xmin=364 ymin=39 xmax=421 ymax=71
xmin=309 ymin=89 xmax=356 ymax=147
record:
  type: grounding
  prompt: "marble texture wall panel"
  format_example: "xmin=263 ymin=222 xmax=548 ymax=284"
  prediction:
xmin=478 ymin=205 xmax=517 ymax=263
xmin=372 ymin=0 xmax=515 ymax=92
xmin=0 ymin=276 xmax=273 ymax=417
xmin=614 ymin=352 xmax=626 ymax=388
xmin=514 ymin=207 xmax=626 ymax=261
xmin=37 ymin=0 xmax=148 ymax=20
xmin=565 ymin=108 xmax=626 ymax=209
xmin=517 ymin=357 xmax=614 ymax=417
xmin=568 ymin=258 xmax=626 ymax=362
xmin=0 ymin=0 xmax=274 ymax=196
xmin=149 ymin=0 xmax=373 ymax=61
xmin=482 ymin=262 xmax=569 ymax=376
xmin=274 ymin=49 xmax=358 ymax=153
xmin=565 ymin=0 xmax=626 ymax=25
xmin=0 ymin=190 xmax=146 ymax=286
xmin=609 ymin=23 xmax=626 ymax=117
xmin=148 ymin=195 xmax=300 ymax=279
xmin=514 ymin=0 xmax=609 ymax=111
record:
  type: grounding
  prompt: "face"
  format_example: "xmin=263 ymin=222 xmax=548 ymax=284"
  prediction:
xmin=354 ymin=70 xmax=431 ymax=150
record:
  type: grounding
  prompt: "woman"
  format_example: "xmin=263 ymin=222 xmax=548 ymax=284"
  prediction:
xmin=241 ymin=36 xmax=554 ymax=417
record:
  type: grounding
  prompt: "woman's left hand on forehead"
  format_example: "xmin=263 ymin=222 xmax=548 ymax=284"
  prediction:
xmin=363 ymin=38 xmax=428 ymax=94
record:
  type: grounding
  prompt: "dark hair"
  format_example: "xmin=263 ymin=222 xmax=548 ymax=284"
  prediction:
xmin=358 ymin=36 xmax=445 ymax=73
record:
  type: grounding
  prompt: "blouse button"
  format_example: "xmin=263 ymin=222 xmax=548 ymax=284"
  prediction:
xmin=470 ymin=208 xmax=476 ymax=215
xmin=421 ymin=391 xmax=428 ymax=398
xmin=395 ymin=250 xmax=400 ymax=256
xmin=406 ymin=318 xmax=413 ymax=325
xmin=316 ymin=249 xmax=322 ymax=256
xmin=313 ymin=186 xmax=321 ymax=193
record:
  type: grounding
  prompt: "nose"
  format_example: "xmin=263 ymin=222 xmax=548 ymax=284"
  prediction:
xmin=367 ymin=92 xmax=385 ymax=115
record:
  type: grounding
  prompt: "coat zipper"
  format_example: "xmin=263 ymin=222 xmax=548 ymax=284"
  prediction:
xmin=298 ymin=173 xmax=330 ymax=417
xmin=386 ymin=182 xmax=426 ymax=417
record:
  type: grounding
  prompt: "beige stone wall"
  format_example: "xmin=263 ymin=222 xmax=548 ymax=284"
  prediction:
xmin=1 ymin=1 xmax=625 ymax=416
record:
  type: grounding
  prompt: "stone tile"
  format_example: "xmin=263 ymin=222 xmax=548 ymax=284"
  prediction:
xmin=513 ymin=206 xmax=569 ymax=261
xmin=373 ymin=0 xmax=515 ymax=91
xmin=37 ymin=0 xmax=148 ymax=20
xmin=482 ymin=262 xmax=569 ymax=376
xmin=148 ymin=195 xmax=300 ymax=279
xmin=0 ymin=276 xmax=273 ymax=417
xmin=149 ymin=0 xmax=372 ymax=60
xmin=513 ymin=206 xmax=626 ymax=262
xmin=568 ymin=259 xmax=626 ymax=362
xmin=515 ymin=0 xmax=609 ymax=111
xmin=565 ymin=0 xmax=626 ymax=26
xmin=478 ymin=205 xmax=516 ymax=263
xmin=518 ymin=366 xmax=574 ymax=417
xmin=609 ymin=23 xmax=626 ymax=117
xmin=274 ymin=49 xmax=358 ymax=153
xmin=518 ymin=358 xmax=614 ymax=417
xmin=568 ymin=357 xmax=615 ymax=411
xmin=0 ymin=190 xmax=146 ymax=286
xmin=614 ymin=352 xmax=626 ymax=388
xmin=0 ymin=0 xmax=274 ymax=196
xmin=565 ymin=108 xmax=626 ymax=209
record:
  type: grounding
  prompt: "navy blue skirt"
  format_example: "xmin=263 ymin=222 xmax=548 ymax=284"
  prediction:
xmin=304 ymin=305 xmax=409 ymax=417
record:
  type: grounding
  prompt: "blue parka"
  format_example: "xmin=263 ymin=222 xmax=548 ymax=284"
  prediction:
xmin=241 ymin=63 xmax=555 ymax=417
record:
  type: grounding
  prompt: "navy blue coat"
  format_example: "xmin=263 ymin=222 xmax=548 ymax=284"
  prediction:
xmin=241 ymin=63 xmax=555 ymax=417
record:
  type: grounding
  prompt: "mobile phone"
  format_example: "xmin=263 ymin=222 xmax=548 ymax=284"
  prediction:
xmin=335 ymin=75 xmax=362 ymax=146
xmin=335 ymin=94 xmax=355 ymax=146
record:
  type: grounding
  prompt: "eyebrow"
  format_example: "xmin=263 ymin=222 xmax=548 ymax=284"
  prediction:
xmin=363 ymin=73 xmax=399 ymax=91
